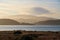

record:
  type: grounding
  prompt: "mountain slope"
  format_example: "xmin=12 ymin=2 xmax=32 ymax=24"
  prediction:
xmin=1 ymin=15 xmax=60 ymax=25
xmin=36 ymin=19 xmax=60 ymax=25
xmin=6 ymin=15 xmax=55 ymax=24
xmin=0 ymin=19 xmax=20 ymax=25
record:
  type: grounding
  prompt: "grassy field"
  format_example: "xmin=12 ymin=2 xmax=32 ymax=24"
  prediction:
xmin=0 ymin=30 xmax=60 ymax=40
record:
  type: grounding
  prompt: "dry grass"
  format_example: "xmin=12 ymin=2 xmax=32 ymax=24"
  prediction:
xmin=0 ymin=30 xmax=60 ymax=40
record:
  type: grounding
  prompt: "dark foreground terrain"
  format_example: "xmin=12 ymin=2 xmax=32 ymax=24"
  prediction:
xmin=0 ymin=30 xmax=60 ymax=40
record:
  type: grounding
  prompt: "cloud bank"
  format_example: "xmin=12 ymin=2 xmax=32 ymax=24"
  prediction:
xmin=0 ymin=0 xmax=60 ymax=19
xmin=29 ymin=7 xmax=50 ymax=15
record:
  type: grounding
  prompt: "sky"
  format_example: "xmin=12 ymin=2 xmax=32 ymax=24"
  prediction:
xmin=0 ymin=0 xmax=60 ymax=19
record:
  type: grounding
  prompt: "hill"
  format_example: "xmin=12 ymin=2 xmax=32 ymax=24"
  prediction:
xmin=0 ymin=15 xmax=60 ymax=25
xmin=0 ymin=19 xmax=20 ymax=25
xmin=6 ymin=15 xmax=55 ymax=24
xmin=35 ymin=19 xmax=60 ymax=25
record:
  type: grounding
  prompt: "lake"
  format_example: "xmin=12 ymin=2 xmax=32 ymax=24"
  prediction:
xmin=0 ymin=25 xmax=60 ymax=31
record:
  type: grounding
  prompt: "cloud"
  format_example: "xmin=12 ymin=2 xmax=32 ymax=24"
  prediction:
xmin=0 ymin=0 xmax=59 ymax=19
xmin=0 ymin=3 xmax=19 ymax=16
xmin=28 ymin=7 xmax=51 ymax=15
xmin=0 ymin=3 xmax=35 ymax=16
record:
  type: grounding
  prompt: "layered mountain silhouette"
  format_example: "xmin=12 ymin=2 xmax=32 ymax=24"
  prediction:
xmin=35 ymin=19 xmax=60 ymax=25
xmin=0 ymin=15 xmax=60 ymax=25
xmin=0 ymin=19 xmax=20 ymax=25
xmin=6 ymin=15 xmax=55 ymax=23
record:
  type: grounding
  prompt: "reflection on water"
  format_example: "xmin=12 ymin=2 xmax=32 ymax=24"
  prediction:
xmin=0 ymin=25 xmax=60 ymax=31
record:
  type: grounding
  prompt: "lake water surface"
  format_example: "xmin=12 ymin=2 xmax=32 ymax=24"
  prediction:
xmin=0 ymin=25 xmax=60 ymax=31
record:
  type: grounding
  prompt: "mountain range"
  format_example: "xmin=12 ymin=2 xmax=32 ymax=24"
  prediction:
xmin=0 ymin=15 xmax=60 ymax=25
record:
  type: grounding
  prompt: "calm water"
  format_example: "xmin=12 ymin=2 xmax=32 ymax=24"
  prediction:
xmin=0 ymin=25 xmax=60 ymax=31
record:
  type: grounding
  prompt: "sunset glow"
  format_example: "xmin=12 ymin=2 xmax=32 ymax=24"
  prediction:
xmin=0 ymin=0 xmax=60 ymax=19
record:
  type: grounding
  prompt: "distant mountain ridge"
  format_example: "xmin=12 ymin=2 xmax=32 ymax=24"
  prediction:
xmin=0 ymin=19 xmax=20 ymax=25
xmin=35 ymin=19 xmax=60 ymax=25
xmin=0 ymin=15 xmax=60 ymax=25
xmin=6 ymin=15 xmax=56 ymax=23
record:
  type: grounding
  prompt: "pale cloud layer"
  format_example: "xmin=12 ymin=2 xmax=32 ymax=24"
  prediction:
xmin=0 ymin=0 xmax=60 ymax=19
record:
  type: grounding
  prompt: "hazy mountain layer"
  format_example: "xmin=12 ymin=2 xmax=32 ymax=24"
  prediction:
xmin=35 ymin=19 xmax=60 ymax=25
xmin=6 ymin=15 xmax=55 ymax=24
xmin=0 ymin=19 xmax=20 ymax=25
xmin=0 ymin=15 xmax=60 ymax=25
